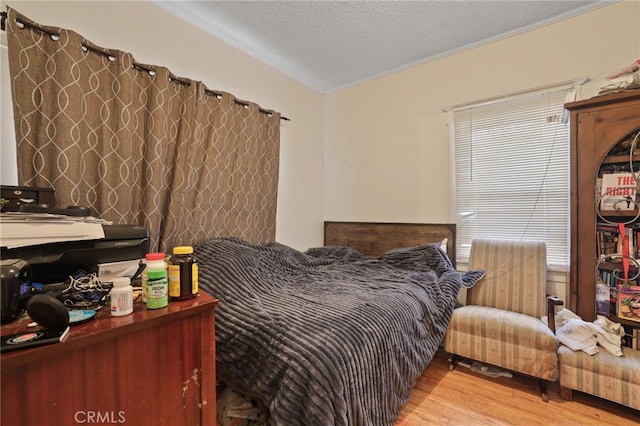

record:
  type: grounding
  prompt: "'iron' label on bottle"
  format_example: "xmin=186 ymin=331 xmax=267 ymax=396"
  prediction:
xmin=146 ymin=278 xmax=168 ymax=309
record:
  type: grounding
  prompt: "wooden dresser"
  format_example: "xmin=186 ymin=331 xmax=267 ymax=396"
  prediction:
xmin=1 ymin=292 xmax=218 ymax=426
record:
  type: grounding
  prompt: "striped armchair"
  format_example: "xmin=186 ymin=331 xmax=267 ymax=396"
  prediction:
xmin=444 ymin=239 xmax=563 ymax=401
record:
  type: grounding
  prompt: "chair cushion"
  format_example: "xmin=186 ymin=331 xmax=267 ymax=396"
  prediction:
xmin=444 ymin=305 xmax=559 ymax=381
xmin=467 ymin=239 xmax=548 ymax=318
xmin=558 ymin=344 xmax=640 ymax=410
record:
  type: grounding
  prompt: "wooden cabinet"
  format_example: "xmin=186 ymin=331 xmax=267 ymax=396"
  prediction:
xmin=567 ymin=90 xmax=640 ymax=322
xmin=1 ymin=292 xmax=218 ymax=426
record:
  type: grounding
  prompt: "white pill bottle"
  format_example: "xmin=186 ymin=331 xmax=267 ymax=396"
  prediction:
xmin=110 ymin=277 xmax=133 ymax=316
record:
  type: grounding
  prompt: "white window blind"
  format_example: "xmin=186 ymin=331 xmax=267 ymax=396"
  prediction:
xmin=452 ymin=88 xmax=571 ymax=270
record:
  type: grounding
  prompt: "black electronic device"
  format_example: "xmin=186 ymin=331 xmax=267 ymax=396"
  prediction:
xmin=1 ymin=326 xmax=70 ymax=353
xmin=0 ymin=259 xmax=30 ymax=324
xmin=19 ymin=203 xmax=91 ymax=217
xmin=26 ymin=294 xmax=70 ymax=330
xmin=1 ymin=224 xmax=150 ymax=284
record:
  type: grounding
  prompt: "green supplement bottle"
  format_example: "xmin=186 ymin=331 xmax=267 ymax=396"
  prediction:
xmin=142 ymin=252 xmax=166 ymax=303
xmin=146 ymin=266 xmax=168 ymax=309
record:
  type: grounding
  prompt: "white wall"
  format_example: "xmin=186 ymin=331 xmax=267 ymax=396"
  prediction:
xmin=0 ymin=0 xmax=325 ymax=250
xmin=0 ymin=44 xmax=17 ymax=185
xmin=324 ymin=1 xmax=640 ymax=226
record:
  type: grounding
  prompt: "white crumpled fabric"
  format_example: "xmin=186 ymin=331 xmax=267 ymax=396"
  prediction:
xmin=543 ymin=308 xmax=625 ymax=357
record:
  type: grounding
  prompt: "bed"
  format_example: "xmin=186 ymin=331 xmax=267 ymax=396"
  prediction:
xmin=195 ymin=222 xmax=483 ymax=426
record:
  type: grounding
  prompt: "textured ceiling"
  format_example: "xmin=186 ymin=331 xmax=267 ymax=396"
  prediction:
xmin=156 ymin=0 xmax=610 ymax=93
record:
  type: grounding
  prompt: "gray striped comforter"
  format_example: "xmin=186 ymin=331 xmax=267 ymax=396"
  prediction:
xmin=195 ymin=237 xmax=483 ymax=426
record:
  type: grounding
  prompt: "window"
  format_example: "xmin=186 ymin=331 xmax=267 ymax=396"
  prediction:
xmin=451 ymin=85 xmax=576 ymax=270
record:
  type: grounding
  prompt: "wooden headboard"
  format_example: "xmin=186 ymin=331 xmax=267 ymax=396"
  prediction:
xmin=324 ymin=221 xmax=456 ymax=266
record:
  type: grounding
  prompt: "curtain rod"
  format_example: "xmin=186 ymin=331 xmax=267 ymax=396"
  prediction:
xmin=443 ymin=77 xmax=589 ymax=113
xmin=1 ymin=10 xmax=291 ymax=122
xmin=202 ymin=89 xmax=290 ymax=120
xmin=1 ymin=11 xmax=5 ymax=31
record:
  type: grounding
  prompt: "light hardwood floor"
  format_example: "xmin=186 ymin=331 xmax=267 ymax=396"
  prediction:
xmin=395 ymin=350 xmax=639 ymax=425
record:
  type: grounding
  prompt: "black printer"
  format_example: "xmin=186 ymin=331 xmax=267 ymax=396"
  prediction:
xmin=0 ymin=224 xmax=150 ymax=284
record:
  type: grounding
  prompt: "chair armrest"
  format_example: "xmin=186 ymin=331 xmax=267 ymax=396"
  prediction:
xmin=546 ymin=295 xmax=564 ymax=333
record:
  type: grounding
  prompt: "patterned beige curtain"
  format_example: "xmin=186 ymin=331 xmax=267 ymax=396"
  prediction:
xmin=6 ymin=7 xmax=280 ymax=251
